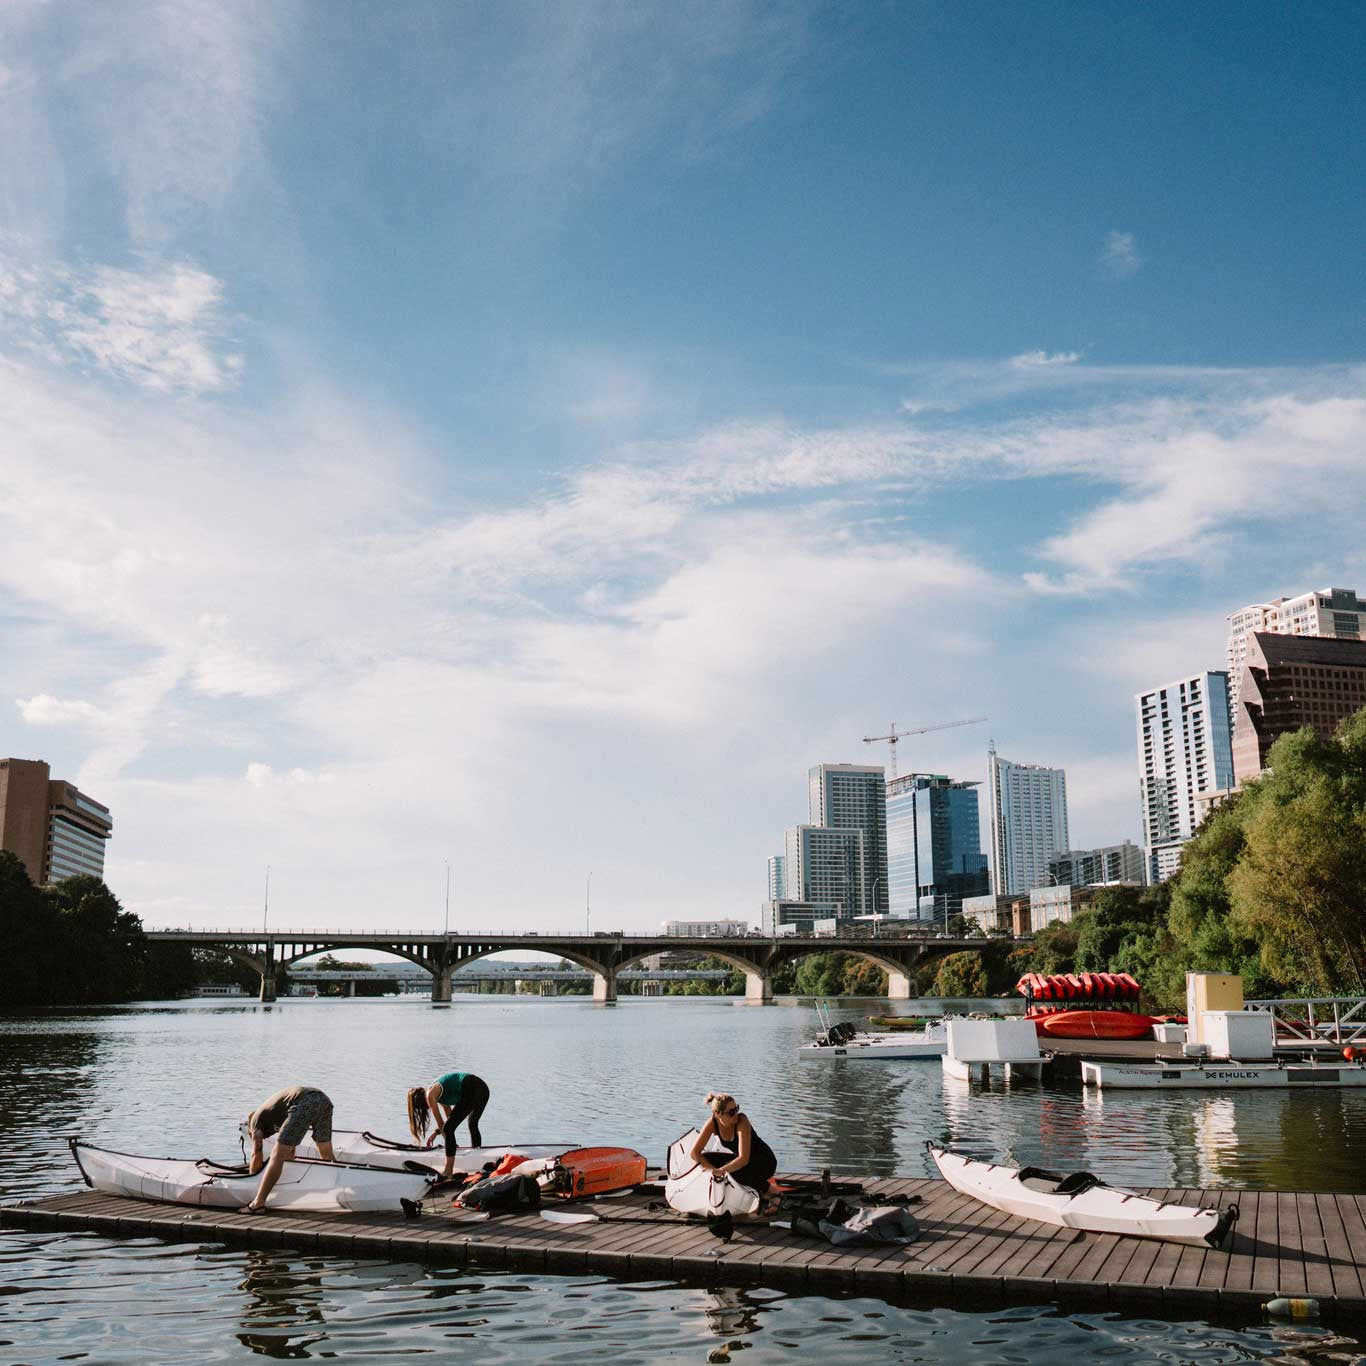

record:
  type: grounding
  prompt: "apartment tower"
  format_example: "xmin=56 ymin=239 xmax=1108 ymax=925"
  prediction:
xmin=985 ymin=746 xmax=1069 ymax=896
xmin=1135 ymin=672 xmax=1234 ymax=884
xmin=807 ymin=763 xmax=888 ymax=916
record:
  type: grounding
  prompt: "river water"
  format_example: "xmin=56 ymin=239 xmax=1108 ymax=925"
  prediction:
xmin=3 ymin=995 xmax=1364 ymax=1363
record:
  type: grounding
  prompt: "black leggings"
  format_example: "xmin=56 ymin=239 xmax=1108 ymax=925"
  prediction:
xmin=443 ymin=1075 xmax=489 ymax=1153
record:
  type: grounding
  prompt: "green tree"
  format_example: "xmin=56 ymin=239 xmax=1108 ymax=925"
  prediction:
xmin=1226 ymin=721 xmax=1366 ymax=994
xmin=931 ymin=950 xmax=987 ymax=997
xmin=47 ymin=874 xmax=149 ymax=1003
xmin=841 ymin=956 xmax=888 ymax=995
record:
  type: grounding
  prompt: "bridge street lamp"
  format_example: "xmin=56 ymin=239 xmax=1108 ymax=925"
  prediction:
xmin=871 ymin=877 xmax=881 ymax=937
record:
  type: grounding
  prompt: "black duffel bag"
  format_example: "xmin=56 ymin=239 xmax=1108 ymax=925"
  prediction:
xmin=457 ymin=1172 xmax=542 ymax=1214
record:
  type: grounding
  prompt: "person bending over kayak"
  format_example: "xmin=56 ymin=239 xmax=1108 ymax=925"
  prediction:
xmin=407 ymin=1071 xmax=490 ymax=1180
xmin=243 ymin=1085 xmax=336 ymax=1212
xmin=689 ymin=1091 xmax=777 ymax=1196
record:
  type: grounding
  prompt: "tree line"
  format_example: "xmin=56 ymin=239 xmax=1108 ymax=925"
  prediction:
xmin=0 ymin=852 xmax=203 ymax=1006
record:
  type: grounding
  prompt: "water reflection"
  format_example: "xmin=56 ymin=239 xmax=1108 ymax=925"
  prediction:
xmin=234 ymin=1251 xmax=328 ymax=1358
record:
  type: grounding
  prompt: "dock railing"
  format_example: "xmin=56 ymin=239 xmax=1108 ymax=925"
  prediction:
xmin=1244 ymin=995 xmax=1366 ymax=1046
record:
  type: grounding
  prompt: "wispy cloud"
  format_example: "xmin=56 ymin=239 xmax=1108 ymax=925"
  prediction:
xmin=1009 ymin=350 xmax=1081 ymax=368
xmin=1101 ymin=229 xmax=1141 ymax=278
xmin=0 ymin=256 xmax=241 ymax=392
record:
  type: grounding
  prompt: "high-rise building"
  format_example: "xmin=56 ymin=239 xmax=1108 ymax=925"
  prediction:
xmin=766 ymin=854 xmax=786 ymax=903
xmin=0 ymin=758 xmax=113 ymax=885
xmin=783 ymin=824 xmax=864 ymax=919
xmin=886 ymin=773 xmax=989 ymax=920
xmin=1048 ymin=841 xmax=1145 ymax=888
xmin=985 ymin=746 xmax=1069 ymax=895
xmin=1227 ymin=587 xmax=1365 ymax=712
xmin=1135 ymin=672 xmax=1234 ymax=884
xmin=1231 ymin=633 xmax=1366 ymax=784
xmin=807 ymin=763 xmax=888 ymax=915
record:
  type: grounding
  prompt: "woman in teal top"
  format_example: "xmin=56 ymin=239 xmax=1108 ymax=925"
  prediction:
xmin=407 ymin=1071 xmax=490 ymax=1179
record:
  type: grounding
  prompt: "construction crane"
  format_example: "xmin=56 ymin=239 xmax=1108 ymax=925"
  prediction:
xmin=862 ymin=717 xmax=989 ymax=780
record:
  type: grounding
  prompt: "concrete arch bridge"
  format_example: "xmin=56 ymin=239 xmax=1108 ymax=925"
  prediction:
xmin=146 ymin=929 xmax=1007 ymax=1004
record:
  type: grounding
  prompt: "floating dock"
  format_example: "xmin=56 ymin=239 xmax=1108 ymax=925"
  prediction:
xmin=5 ymin=1172 xmax=1365 ymax=1322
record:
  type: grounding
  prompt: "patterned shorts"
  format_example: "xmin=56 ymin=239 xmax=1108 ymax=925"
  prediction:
xmin=278 ymin=1089 xmax=334 ymax=1146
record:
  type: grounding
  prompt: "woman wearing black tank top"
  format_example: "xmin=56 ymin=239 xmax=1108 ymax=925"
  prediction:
xmin=688 ymin=1091 xmax=777 ymax=1196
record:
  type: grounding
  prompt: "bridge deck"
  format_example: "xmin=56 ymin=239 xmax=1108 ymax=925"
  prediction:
xmin=5 ymin=1174 xmax=1363 ymax=1323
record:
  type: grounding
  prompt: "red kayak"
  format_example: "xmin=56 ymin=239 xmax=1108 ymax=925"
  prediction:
xmin=1032 ymin=1010 xmax=1156 ymax=1040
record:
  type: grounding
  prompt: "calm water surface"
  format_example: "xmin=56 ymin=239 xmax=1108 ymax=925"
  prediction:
xmin=2 ymin=995 xmax=1364 ymax=1363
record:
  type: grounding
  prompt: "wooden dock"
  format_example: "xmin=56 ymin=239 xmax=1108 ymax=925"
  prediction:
xmin=5 ymin=1174 xmax=1364 ymax=1322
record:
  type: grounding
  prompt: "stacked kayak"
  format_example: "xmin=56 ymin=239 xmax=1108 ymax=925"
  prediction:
xmin=928 ymin=1143 xmax=1237 ymax=1247
xmin=256 ymin=1127 xmax=579 ymax=1174
xmin=71 ymin=1139 xmax=432 ymax=1213
xmin=663 ymin=1128 xmax=762 ymax=1217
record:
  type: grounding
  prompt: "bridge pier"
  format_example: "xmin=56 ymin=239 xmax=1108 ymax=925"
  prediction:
xmin=745 ymin=970 xmax=773 ymax=1005
xmin=592 ymin=969 xmax=617 ymax=1005
xmin=259 ymin=972 xmax=277 ymax=1004
xmin=431 ymin=965 xmax=452 ymax=1004
xmin=888 ymin=971 xmax=913 ymax=1000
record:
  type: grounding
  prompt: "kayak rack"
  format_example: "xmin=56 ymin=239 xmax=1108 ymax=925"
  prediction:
xmin=5 ymin=1169 xmax=1365 ymax=1324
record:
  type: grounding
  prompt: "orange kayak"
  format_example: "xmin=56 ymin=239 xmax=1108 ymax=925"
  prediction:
xmin=541 ymin=1146 xmax=647 ymax=1199
xmin=1032 ymin=1010 xmax=1156 ymax=1040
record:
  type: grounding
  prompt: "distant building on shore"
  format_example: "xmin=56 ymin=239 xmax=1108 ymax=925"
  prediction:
xmin=807 ymin=763 xmax=888 ymax=917
xmin=985 ymin=746 xmax=1069 ymax=896
xmin=661 ymin=918 xmax=750 ymax=937
xmin=885 ymin=773 xmax=989 ymax=921
xmin=0 ymin=757 xmax=113 ymax=885
xmin=1227 ymin=586 xmax=1365 ymax=712
xmin=1135 ymin=672 xmax=1234 ymax=885
xmin=762 ymin=899 xmax=841 ymax=934
xmin=1048 ymin=841 xmax=1144 ymax=889
xmin=1028 ymin=881 xmax=1140 ymax=933
xmin=1231 ymin=633 xmax=1366 ymax=784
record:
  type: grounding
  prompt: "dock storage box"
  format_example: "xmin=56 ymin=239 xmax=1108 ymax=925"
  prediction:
xmin=1152 ymin=1023 xmax=1187 ymax=1044
xmin=1201 ymin=1010 xmax=1274 ymax=1061
xmin=1185 ymin=973 xmax=1244 ymax=1045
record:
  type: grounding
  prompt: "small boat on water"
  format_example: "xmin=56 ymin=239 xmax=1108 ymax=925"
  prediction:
xmin=799 ymin=1004 xmax=948 ymax=1060
xmin=71 ymin=1139 xmax=432 ymax=1213
xmin=1081 ymin=1059 xmax=1366 ymax=1089
xmin=927 ymin=1143 xmax=1237 ymax=1248
xmin=256 ymin=1128 xmax=580 ymax=1173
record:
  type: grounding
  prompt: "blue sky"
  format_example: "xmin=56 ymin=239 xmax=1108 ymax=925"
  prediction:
xmin=2 ymin=1 xmax=1364 ymax=931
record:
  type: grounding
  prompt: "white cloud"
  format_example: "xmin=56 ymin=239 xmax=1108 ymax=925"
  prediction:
xmin=4 ymin=335 xmax=1365 ymax=927
xmin=1009 ymin=350 xmax=1081 ymax=368
xmin=1101 ymin=230 xmax=1141 ymax=278
xmin=16 ymin=693 xmax=107 ymax=727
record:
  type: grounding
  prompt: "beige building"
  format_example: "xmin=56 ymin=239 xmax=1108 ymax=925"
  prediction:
xmin=1227 ymin=587 xmax=1365 ymax=712
xmin=0 ymin=758 xmax=112 ymax=885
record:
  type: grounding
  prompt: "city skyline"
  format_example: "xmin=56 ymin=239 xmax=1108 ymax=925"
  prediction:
xmin=3 ymin=5 xmax=1365 ymax=929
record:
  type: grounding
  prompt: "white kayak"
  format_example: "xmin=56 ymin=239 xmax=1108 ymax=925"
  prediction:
xmin=664 ymin=1128 xmax=761 ymax=1217
xmin=928 ymin=1143 xmax=1237 ymax=1248
xmin=255 ymin=1128 xmax=580 ymax=1174
xmin=71 ymin=1139 xmax=433 ymax=1214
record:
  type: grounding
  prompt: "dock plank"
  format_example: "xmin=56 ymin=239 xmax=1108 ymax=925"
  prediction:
xmin=6 ymin=1174 xmax=1365 ymax=1323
